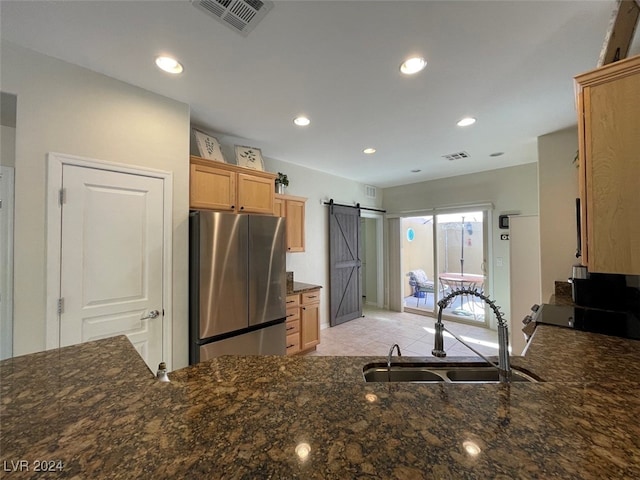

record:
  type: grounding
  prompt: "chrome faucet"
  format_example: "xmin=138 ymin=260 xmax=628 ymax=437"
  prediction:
xmin=387 ymin=343 xmax=402 ymax=380
xmin=432 ymin=288 xmax=512 ymax=382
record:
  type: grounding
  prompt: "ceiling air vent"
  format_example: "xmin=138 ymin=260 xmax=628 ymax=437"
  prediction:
xmin=365 ymin=185 xmax=377 ymax=199
xmin=442 ymin=151 xmax=470 ymax=161
xmin=192 ymin=0 xmax=273 ymax=37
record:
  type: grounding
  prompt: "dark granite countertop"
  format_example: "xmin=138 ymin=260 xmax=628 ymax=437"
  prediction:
xmin=287 ymin=281 xmax=322 ymax=295
xmin=2 ymin=323 xmax=640 ymax=478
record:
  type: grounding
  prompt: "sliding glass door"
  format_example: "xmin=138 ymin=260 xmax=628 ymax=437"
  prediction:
xmin=402 ymin=210 xmax=489 ymax=327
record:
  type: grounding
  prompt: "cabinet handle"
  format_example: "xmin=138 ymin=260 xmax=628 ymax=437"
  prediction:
xmin=286 ymin=313 xmax=295 ymax=318
xmin=240 ymin=206 xmax=244 ymax=210
xmin=307 ymin=295 xmax=317 ymax=299
xmin=231 ymin=205 xmax=235 ymax=209
xmin=287 ymin=344 xmax=295 ymax=349
xmin=286 ymin=300 xmax=295 ymax=304
xmin=286 ymin=326 xmax=294 ymax=331
xmin=287 ymin=247 xmax=291 ymax=251
xmin=302 ymin=307 xmax=306 ymax=311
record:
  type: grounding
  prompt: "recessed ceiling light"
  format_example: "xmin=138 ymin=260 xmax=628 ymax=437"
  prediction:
xmin=411 ymin=169 xmax=422 ymax=173
xmin=155 ymin=56 xmax=183 ymax=74
xmin=400 ymin=57 xmax=427 ymax=75
xmin=457 ymin=117 xmax=476 ymax=127
xmin=490 ymin=152 xmax=504 ymax=157
xmin=293 ymin=116 xmax=310 ymax=127
xmin=363 ymin=148 xmax=376 ymax=154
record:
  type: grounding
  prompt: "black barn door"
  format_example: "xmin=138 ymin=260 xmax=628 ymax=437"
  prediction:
xmin=329 ymin=204 xmax=362 ymax=326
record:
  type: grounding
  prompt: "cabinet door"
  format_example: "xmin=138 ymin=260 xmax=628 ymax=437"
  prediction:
xmin=237 ymin=173 xmax=274 ymax=214
xmin=300 ymin=291 xmax=320 ymax=351
xmin=273 ymin=196 xmax=285 ymax=217
xmin=580 ymin=58 xmax=640 ymax=274
xmin=285 ymin=199 xmax=305 ymax=252
xmin=190 ymin=163 xmax=236 ymax=211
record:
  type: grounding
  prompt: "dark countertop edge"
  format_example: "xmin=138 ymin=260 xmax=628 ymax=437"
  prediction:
xmin=287 ymin=281 xmax=322 ymax=294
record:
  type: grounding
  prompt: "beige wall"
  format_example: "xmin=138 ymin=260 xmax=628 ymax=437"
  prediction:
xmin=537 ymin=126 xmax=579 ymax=301
xmin=384 ymin=162 xmax=539 ymax=323
xmin=1 ymin=43 xmax=191 ymax=367
xmin=1 ymin=126 xmax=16 ymax=167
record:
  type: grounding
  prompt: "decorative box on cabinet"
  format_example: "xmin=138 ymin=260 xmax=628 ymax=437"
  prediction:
xmin=274 ymin=193 xmax=306 ymax=252
xmin=574 ymin=55 xmax=640 ymax=274
xmin=190 ymin=156 xmax=275 ymax=215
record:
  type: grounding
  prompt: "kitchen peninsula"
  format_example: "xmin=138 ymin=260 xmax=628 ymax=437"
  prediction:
xmin=2 ymin=326 xmax=640 ymax=478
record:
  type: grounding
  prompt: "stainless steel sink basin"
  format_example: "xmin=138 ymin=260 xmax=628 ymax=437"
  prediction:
xmin=363 ymin=367 xmax=445 ymax=383
xmin=363 ymin=363 xmax=540 ymax=383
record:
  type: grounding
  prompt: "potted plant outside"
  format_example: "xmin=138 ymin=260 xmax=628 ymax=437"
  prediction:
xmin=275 ymin=172 xmax=289 ymax=194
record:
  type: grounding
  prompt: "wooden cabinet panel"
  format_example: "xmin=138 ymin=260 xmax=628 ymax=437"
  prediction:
xmin=286 ymin=332 xmax=300 ymax=355
xmin=575 ymin=55 xmax=640 ymax=274
xmin=190 ymin=163 xmax=235 ymax=211
xmin=285 ymin=198 xmax=305 ymax=252
xmin=285 ymin=289 xmax=321 ymax=355
xmin=275 ymin=194 xmax=306 ymax=252
xmin=300 ymin=302 xmax=320 ymax=351
xmin=189 ymin=156 xmax=275 ymax=214
xmin=273 ymin=196 xmax=285 ymax=217
xmin=301 ymin=291 xmax=320 ymax=305
xmin=237 ymin=173 xmax=274 ymax=214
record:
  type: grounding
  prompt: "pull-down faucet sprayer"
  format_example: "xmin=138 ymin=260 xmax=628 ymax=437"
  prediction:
xmin=432 ymin=288 xmax=512 ymax=383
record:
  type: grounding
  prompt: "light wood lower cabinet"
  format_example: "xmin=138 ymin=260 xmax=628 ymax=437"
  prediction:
xmin=285 ymin=289 xmax=321 ymax=355
xmin=300 ymin=290 xmax=320 ymax=351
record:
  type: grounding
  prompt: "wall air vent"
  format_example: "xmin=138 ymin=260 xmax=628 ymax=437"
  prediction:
xmin=365 ymin=185 xmax=377 ymax=199
xmin=192 ymin=0 xmax=274 ymax=37
xmin=442 ymin=151 xmax=470 ymax=161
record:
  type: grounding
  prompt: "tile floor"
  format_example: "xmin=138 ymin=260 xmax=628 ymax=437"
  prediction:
xmin=305 ymin=305 xmax=499 ymax=358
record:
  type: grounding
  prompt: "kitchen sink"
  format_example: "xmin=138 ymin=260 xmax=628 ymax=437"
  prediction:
xmin=363 ymin=368 xmax=445 ymax=383
xmin=363 ymin=362 xmax=540 ymax=383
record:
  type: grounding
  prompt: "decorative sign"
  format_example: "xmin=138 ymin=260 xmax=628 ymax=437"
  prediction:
xmin=235 ymin=145 xmax=265 ymax=171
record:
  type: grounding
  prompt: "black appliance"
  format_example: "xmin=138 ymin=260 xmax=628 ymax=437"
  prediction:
xmin=525 ymin=303 xmax=640 ymax=341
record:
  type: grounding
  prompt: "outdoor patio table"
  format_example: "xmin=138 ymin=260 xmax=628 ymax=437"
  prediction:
xmin=438 ymin=273 xmax=485 ymax=319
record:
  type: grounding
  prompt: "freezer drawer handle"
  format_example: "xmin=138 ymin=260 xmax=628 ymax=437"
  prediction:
xmin=141 ymin=310 xmax=160 ymax=320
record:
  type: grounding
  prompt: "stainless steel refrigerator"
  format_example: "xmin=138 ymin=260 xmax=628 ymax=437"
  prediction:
xmin=189 ymin=211 xmax=286 ymax=364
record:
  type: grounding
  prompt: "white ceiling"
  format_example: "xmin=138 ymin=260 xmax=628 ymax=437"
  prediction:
xmin=2 ymin=0 xmax=638 ymax=188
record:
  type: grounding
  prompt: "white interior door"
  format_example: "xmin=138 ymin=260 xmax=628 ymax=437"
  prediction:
xmin=60 ymin=164 xmax=164 ymax=370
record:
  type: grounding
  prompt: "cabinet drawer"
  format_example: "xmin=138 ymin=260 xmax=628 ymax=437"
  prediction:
xmin=285 ymin=319 xmax=300 ymax=335
xmin=286 ymin=332 xmax=300 ymax=355
xmin=301 ymin=290 xmax=320 ymax=305
xmin=286 ymin=294 xmax=300 ymax=308
xmin=286 ymin=306 xmax=300 ymax=322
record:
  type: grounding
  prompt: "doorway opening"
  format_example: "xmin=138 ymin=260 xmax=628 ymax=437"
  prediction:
xmin=401 ymin=210 xmax=489 ymax=327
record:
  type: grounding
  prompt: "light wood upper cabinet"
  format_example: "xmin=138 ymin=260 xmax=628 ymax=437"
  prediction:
xmin=236 ymin=173 xmax=274 ymax=215
xmin=274 ymin=193 xmax=306 ymax=252
xmin=575 ymin=55 xmax=640 ymax=275
xmin=190 ymin=156 xmax=275 ymax=214
xmin=190 ymin=162 xmax=236 ymax=211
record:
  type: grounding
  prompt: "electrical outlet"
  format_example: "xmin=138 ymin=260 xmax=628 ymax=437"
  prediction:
xmin=496 ymin=257 xmax=504 ymax=267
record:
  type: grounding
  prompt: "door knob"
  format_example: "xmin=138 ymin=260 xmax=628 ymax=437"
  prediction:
xmin=141 ymin=310 xmax=160 ymax=320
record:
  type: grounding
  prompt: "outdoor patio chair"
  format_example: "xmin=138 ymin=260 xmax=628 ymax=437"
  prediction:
xmin=406 ymin=269 xmax=435 ymax=307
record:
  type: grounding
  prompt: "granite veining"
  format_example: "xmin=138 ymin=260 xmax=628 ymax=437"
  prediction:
xmin=287 ymin=281 xmax=322 ymax=295
xmin=2 ymin=324 xmax=640 ymax=478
